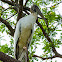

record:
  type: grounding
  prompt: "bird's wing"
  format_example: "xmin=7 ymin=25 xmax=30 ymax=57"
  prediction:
xmin=27 ymin=26 xmax=34 ymax=47
xmin=14 ymin=21 xmax=21 ymax=59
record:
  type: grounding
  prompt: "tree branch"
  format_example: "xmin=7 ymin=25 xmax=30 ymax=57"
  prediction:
xmin=17 ymin=0 xmax=23 ymax=21
xmin=47 ymin=1 xmax=62 ymax=8
xmin=36 ymin=19 xmax=62 ymax=58
xmin=2 ymin=7 xmax=11 ymax=13
xmin=1 ymin=0 xmax=30 ymax=12
xmin=23 ymin=6 xmax=30 ymax=11
xmin=2 ymin=6 xmax=18 ymax=13
xmin=25 ymin=0 xmax=29 ymax=6
xmin=1 ymin=0 xmax=19 ymax=12
xmin=0 ymin=17 xmax=15 ymax=36
xmin=5 ymin=13 xmax=17 ymax=20
xmin=1 ymin=0 xmax=14 ymax=6
xmin=0 ymin=52 xmax=21 ymax=62
xmin=33 ymin=54 xmax=62 ymax=59
xmin=33 ymin=55 xmax=56 ymax=60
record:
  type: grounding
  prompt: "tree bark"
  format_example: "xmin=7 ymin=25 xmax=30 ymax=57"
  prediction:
xmin=0 ymin=52 xmax=21 ymax=62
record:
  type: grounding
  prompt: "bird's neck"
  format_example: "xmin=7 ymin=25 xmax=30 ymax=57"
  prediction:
xmin=31 ymin=13 xmax=37 ymax=20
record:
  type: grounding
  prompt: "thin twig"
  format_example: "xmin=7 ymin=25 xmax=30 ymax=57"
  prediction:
xmin=24 ymin=10 xmax=30 ymax=15
xmin=33 ymin=55 xmax=56 ymax=60
xmin=2 ymin=7 xmax=11 ymax=13
xmin=38 ymin=17 xmax=42 ymax=19
xmin=46 ymin=1 xmax=62 ymax=8
xmin=5 ymin=13 xmax=17 ymax=20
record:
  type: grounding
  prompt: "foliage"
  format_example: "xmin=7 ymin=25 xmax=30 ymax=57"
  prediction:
xmin=0 ymin=0 xmax=62 ymax=62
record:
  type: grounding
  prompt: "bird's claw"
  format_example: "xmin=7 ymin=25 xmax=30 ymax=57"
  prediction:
xmin=23 ymin=46 xmax=27 ymax=51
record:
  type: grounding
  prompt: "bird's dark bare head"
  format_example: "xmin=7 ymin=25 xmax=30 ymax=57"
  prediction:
xmin=30 ymin=5 xmax=41 ymax=14
xmin=30 ymin=5 xmax=43 ymax=18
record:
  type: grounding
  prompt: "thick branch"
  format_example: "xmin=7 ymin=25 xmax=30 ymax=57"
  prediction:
xmin=0 ymin=52 xmax=21 ymax=62
xmin=0 ymin=17 xmax=15 ymax=36
xmin=1 ymin=0 xmax=14 ymax=6
xmin=17 ymin=0 xmax=23 ymax=21
xmin=23 ymin=6 xmax=30 ymax=11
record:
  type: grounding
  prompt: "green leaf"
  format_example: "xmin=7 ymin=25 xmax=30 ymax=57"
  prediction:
xmin=61 ymin=33 xmax=62 ymax=35
xmin=56 ymin=30 xmax=62 ymax=31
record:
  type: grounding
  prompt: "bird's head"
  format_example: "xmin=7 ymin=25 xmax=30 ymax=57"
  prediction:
xmin=30 ymin=5 xmax=42 ymax=16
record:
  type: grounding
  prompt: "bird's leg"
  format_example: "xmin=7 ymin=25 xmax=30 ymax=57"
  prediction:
xmin=23 ymin=46 xmax=29 ymax=62
xmin=26 ymin=47 xmax=29 ymax=62
xmin=22 ymin=46 xmax=27 ymax=62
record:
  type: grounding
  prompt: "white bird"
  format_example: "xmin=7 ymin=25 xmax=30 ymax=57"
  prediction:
xmin=14 ymin=5 xmax=44 ymax=62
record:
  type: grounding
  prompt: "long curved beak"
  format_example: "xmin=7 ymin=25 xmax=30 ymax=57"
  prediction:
xmin=37 ymin=10 xmax=46 ymax=20
xmin=37 ymin=9 xmax=48 ymax=27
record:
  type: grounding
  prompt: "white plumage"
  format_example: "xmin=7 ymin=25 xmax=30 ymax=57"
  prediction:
xmin=14 ymin=5 xmax=43 ymax=62
xmin=14 ymin=13 xmax=37 ymax=61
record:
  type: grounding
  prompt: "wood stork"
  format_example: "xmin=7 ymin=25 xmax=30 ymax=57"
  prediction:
xmin=14 ymin=5 xmax=44 ymax=62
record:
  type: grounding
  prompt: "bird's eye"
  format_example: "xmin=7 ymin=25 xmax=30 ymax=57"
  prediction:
xmin=33 ymin=9 xmax=36 ymax=12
